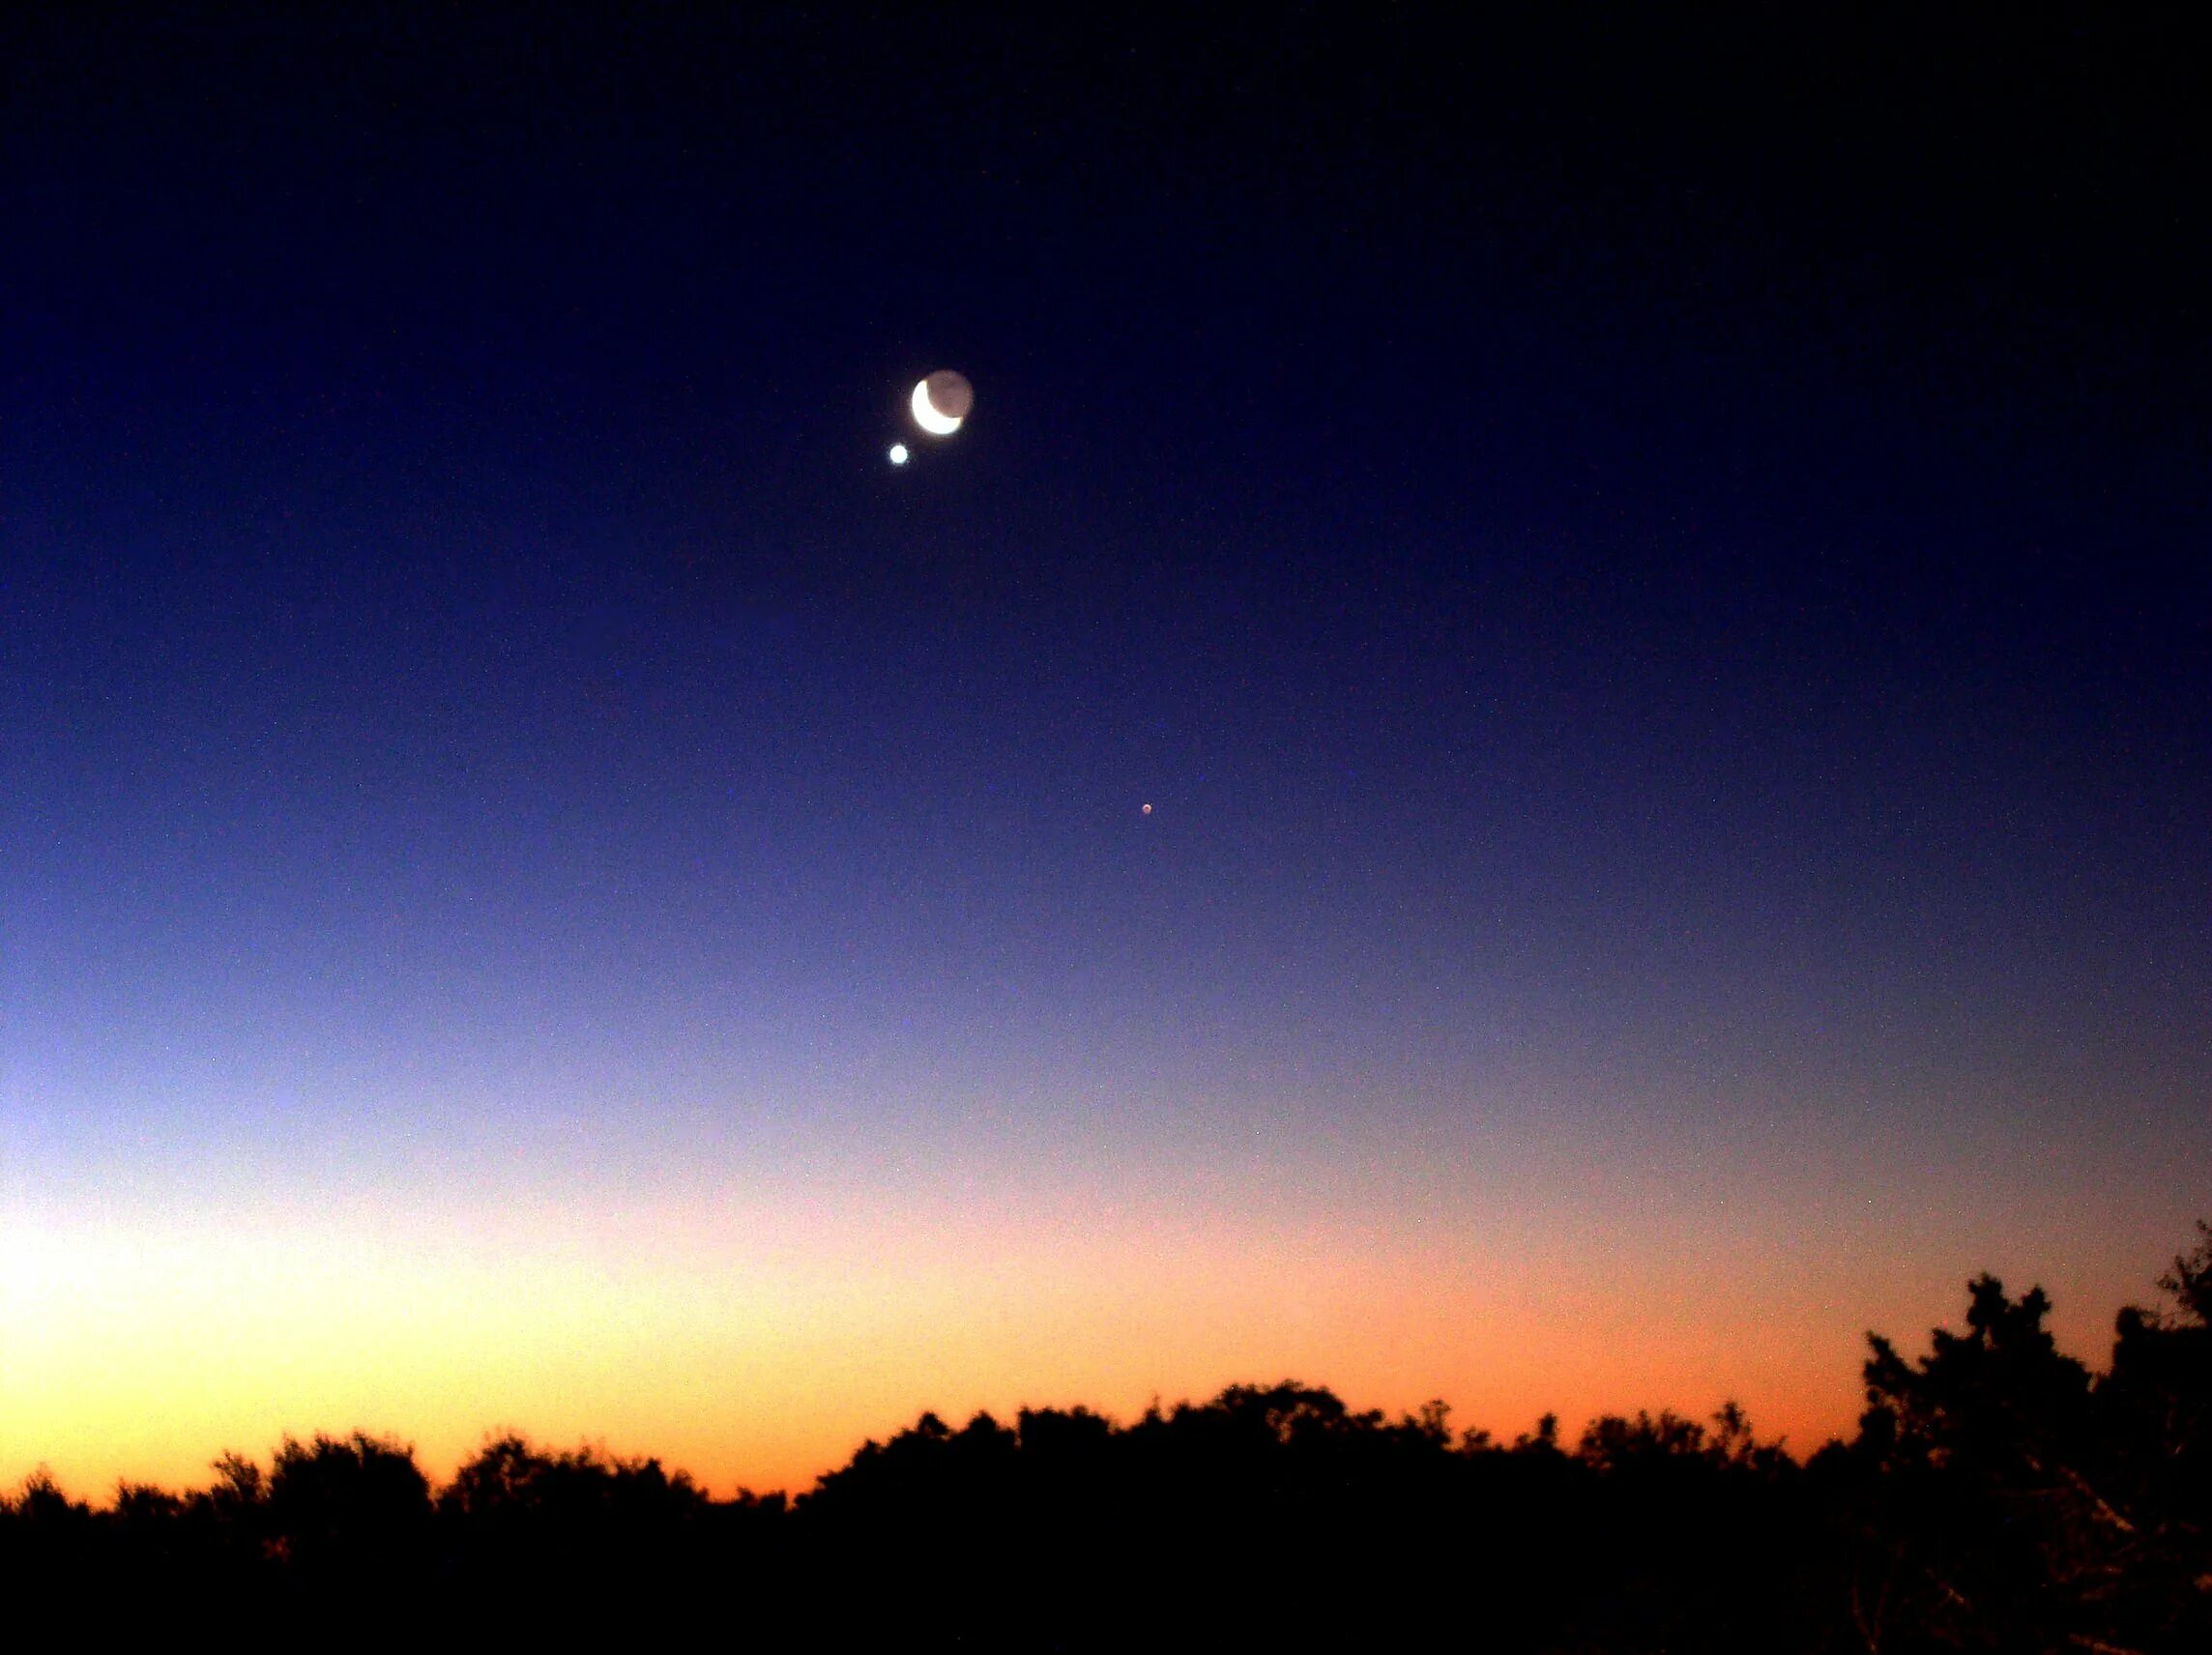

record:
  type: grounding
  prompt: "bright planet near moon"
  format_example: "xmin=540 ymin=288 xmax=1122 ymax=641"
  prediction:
xmin=912 ymin=369 xmax=973 ymax=436
xmin=888 ymin=443 xmax=909 ymax=465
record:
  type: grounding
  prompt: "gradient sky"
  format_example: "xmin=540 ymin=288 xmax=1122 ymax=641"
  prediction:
xmin=4 ymin=11 xmax=2207 ymax=1497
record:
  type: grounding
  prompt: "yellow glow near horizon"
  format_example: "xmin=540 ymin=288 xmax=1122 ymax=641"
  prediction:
xmin=8 ymin=1107 xmax=2168 ymax=1505
xmin=0 ymin=1191 xmax=1911 ymax=1503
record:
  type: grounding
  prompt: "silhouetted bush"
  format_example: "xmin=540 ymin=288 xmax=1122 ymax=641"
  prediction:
xmin=4 ymin=1224 xmax=2206 ymax=1651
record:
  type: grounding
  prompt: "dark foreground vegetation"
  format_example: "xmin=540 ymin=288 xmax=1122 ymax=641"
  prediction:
xmin=7 ymin=1227 xmax=2207 ymax=1652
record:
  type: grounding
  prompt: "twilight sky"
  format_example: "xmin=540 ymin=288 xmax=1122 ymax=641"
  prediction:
xmin=4 ymin=11 xmax=2206 ymax=1495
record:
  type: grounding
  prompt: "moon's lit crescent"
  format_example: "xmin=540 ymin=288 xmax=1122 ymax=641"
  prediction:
xmin=912 ymin=379 xmax=963 ymax=436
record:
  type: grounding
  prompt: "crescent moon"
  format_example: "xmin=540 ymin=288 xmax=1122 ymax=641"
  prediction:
xmin=911 ymin=379 xmax=963 ymax=436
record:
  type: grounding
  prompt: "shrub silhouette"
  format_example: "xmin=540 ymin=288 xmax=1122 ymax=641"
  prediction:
xmin=266 ymin=1432 xmax=432 ymax=1579
xmin=1 ymin=1222 xmax=2204 ymax=1651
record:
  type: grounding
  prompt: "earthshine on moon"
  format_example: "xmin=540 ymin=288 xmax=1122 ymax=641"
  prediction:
xmin=912 ymin=370 xmax=973 ymax=436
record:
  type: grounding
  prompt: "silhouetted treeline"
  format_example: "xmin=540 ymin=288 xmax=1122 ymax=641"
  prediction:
xmin=7 ymin=1225 xmax=2206 ymax=1651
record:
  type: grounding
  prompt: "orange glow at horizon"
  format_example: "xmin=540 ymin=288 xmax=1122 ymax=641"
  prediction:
xmin=2 ymin=1161 xmax=2163 ymax=1502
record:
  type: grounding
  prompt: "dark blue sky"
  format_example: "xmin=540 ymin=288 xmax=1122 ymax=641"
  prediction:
xmin=3 ymin=9 xmax=2206 ymax=1487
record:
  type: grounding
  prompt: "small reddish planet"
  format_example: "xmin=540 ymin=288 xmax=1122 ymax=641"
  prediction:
xmin=911 ymin=370 xmax=974 ymax=436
